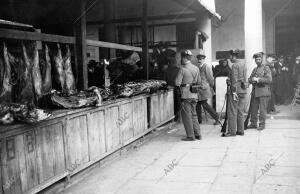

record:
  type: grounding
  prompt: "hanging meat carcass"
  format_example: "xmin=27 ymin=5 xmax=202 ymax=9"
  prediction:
xmin=32 ymin=42 xmax=43 ymax=102
xmin=53 ymin=43 xmax=66 ymax=93
xmin=0 ymin=42 xmax=12 ymax=103
xmin=42 ymin=44 xmax=52 ymax=94
xmin=17 ymin=43 xmax=35 ymax=105
xmin=64 ymin=45 xmax=76 ymax=95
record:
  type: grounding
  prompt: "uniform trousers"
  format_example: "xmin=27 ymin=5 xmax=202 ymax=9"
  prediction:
xmin=181 ymin=99 xmax=201 ymax=138
xmin=250 ymin=96 xmax=269 ymax=126
xmin=227 ymin=93 xmax=246 ymax=134
xmin=196 ymin=100 xmax=219 ymax=123
xmin=267 ymin=85 xmax=276 ymax=113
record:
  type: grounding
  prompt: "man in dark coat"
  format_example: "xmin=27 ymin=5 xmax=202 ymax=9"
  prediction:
xmin=248 ymin=52 xmax=272 ymax=130
xmin=213 ymin=59 xmax=231 ymax=77
xmin=266 ymin=54 xmax=279 ymax=114
xmin=223 ymin=49 xmax=247 ymax=137
xmin=195 ymin=51 xmax=220 ymax=125
xmin=175 ymin=50 xmax=202 ymax=141
xmin=166 ymin=52 xmax=181 ymax=122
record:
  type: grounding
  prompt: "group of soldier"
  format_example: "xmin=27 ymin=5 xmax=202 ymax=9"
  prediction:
xmin=155 ymin=45 xmax=279 ymax=141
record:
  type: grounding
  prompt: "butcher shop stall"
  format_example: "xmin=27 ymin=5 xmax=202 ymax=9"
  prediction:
xmin=0 ymin=1 xmax=176 ymax=194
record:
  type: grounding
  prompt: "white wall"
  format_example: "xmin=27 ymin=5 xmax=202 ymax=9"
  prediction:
xmin=212 ymin=0 xmax=245 ymax=60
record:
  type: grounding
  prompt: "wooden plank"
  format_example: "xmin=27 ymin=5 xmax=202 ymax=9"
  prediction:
xmin=88 ymin=110 xmax=106 ymax=160
xmin=150 ymin=94 xmax=160 ymax=127
xmin=65 ymin=115 xmax=89 ymax=172
xmin=105 ymin=106 xmax=120 ymax=151
xmin=0 ymin=29 xmax=75 ymax=44
xmin=22 ymin=131 xmax=38 ymax=192
xmin=36 ymin=126 xmax=55 ymax=183
xmin=24 ymin=172 xmax=68 ymax=194
xmin=168 ymin=90 xmax=175 ymax=118
xmin=51 ymin=123 xmax=65 ymax=176
xmin=133 ymin=99 xmax=147 ymax=136
xmin=86 ymin=39 xmax=143 ymax=52
xmin=119 ymin=102 xmax=134 ymax=142
xmin=1 ymin=136 xmax=23 ymax=194
xmin=159 ymin=93 xmax=165 ymax=122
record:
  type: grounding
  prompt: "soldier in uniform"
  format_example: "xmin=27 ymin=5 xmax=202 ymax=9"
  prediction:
xmin=195 ymin=51 xmax=221 ymax=125
xmin=175 ymin=50 xmax=202 ymax=141
xmin=248 ymin=52 xmax=272 ymax=131
xmin=223 ymin=49 xmax=247 ymax=137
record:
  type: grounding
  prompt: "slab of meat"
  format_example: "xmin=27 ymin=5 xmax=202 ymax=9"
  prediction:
xmin=0 ymin=42 xmax=12 ymax=103
xmin=54 ymin=43 xmax=66 ymax=93
xmin=32 ymin=42 xmax=42 ymax=101
xmin=19 ymin=43 xmax=35 ymax=105
xmin=42 ymin=44 xmax=52 ymax=94
xmin=0 ymin=103 xmax=51 ymax=124
xmin=64 ymin=45 xmax=76 ymax=95
xmin=47 ymin=87 xmax=102 ymax=109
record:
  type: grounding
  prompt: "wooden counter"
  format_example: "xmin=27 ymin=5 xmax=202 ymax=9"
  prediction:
xmin=0 ymin=89 xmax=174 ymax=194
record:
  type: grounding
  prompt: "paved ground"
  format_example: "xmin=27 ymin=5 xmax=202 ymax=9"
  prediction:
xmin=61 ymin=105 xmax=300 ymax=194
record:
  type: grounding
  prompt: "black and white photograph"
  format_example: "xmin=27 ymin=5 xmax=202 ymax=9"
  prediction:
xmin=0 ymin=0 xmax=300 ymax=193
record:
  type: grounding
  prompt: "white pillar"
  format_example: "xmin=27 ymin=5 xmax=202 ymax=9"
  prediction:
xmin=245 ymin=0 xmax=263 ymax=78
xmin=196 ymin=14 xmax=212 ymax=66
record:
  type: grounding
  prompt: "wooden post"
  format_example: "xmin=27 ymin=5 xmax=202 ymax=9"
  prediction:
xmin=74 ymin=0 xmax=88 ymax=90
xmin=104 ymin=0 xmax=116 ymax=86
xmin=142 ymin=0 xmax=149 ymax=80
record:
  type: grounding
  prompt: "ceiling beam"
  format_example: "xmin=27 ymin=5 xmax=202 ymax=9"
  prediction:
xmin=87 ymin=13 xmax=196 ymax=25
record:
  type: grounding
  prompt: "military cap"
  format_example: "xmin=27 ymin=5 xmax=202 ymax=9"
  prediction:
xmin=253 ymin=52 xmax=264 ymax=58
xmin=229 ymin=49 xmax=240 ymax=56
xmin=196 ymin=49 xmax=206 ymax=59
xmin=181 ymin=49 xmax=193 ymax=58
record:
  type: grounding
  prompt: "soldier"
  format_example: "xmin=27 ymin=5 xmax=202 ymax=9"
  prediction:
xmin=195 ymin=51 xmax=221 ymax=125
xmin=223 ymin=49 xmax=247 ymax=137
xmin=248 ymin=52 xmax=272 ymax=131
xmin=175 ymin=50 xmax=202 ymax=141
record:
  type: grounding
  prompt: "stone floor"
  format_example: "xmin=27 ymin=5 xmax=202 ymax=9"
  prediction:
xmin=60 ymin=105 xmax=300 ymax=194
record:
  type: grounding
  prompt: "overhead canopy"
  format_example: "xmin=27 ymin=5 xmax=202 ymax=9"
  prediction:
xmin=172 ymin=0 xmax=221 ymax=21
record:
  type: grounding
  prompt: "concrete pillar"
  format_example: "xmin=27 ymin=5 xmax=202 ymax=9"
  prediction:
xmin=196 ymin=14 xmax=212 ymax=66
xmin=244 ymin=0 xmax=263 ymax=78
xmin=196 ymin=14 xmax=213 ymax=106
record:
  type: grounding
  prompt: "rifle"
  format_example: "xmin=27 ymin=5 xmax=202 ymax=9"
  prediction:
xmin=221 ymin=85 xmax=230 ymax=136
xmin=244 ymin=92 xmax=254 ymax=129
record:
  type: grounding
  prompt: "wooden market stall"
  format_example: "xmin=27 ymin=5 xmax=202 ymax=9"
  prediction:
xmin=0 ymin=0 xmax=175 ymax=192
xmin=0 ymin=27 xmax=174 ymax=194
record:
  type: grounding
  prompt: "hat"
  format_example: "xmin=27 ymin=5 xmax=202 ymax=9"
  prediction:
xmin=196 ymin=49 xmax=206 ymax=59
xmin=229 ymin=49 xmax=240 ymax=56
xmin=181 ymin=50 xmax=193 ymax=58
xmin=253 ymin=52 xmax=264 ymax=59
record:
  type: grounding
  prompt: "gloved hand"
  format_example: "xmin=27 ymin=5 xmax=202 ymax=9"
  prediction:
xmin=233 ymin=92 xmax=239 ymax=101
xmin=252 ymin=77 xmax=259 ymax=83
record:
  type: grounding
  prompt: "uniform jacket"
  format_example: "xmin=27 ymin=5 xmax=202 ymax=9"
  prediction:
xmin=229 ymin=59 xmax=247 ymax=95
xmin=249 ymin=64 xmax=272 ymax=97
xmin=196 ymin=63 xmax=214 ymax=101
xmin=175 ymin=61 xmax=201 ymax=99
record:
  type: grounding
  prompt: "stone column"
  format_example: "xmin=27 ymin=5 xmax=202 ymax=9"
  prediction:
xmin=196 ymin=14 xmax=212 ymax=66
xmin=245 ymin=0 xmax=263 ymax=78
xmin=196 ymin=14 xmax=213 ymax=106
